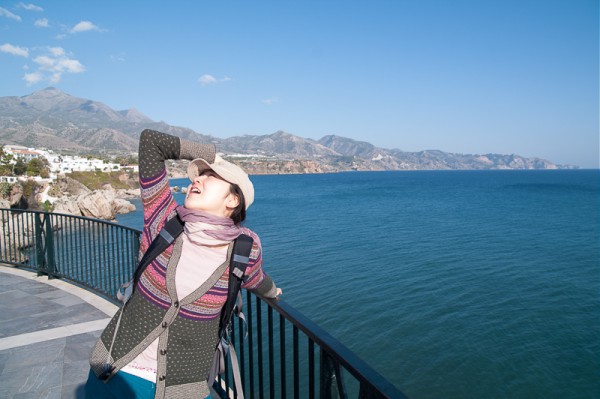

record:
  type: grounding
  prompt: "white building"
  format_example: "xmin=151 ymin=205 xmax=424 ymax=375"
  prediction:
xmin=44 ymin=153 xmax=121 ymax=174
xmin=2 ymin=145 xmax=123 ymax=176
xmin=3 ymin=145 xmax=43 ymax=162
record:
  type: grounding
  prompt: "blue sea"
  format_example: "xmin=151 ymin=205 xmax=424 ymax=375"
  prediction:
xmin=117 ymin=169 xmax=600 ymax=399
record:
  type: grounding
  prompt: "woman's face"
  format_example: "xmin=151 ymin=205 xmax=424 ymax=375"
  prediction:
xmin=184 ymin=170 xmax=240 ymax=217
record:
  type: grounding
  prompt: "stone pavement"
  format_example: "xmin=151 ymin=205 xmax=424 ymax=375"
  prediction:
xmin=0 ymin=265 xmax=118 ymax=399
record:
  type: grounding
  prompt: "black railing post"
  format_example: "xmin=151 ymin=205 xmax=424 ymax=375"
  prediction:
xmin=309 ymin=339 xmax=315 ymax=399
xmin=33 ymin=211 xmax=56 ymax=278
xmin=359 ymin=383 xmax=387 ymax=399
xmin=320 ymin=349 xmax=348 ymax=399
xmin=34 ymin=211 xmax=45 ymax=275
xmin=43 ymin=212 xmax=56 ymax=278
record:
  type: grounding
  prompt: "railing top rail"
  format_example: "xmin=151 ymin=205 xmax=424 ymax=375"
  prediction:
xmin=0 ymin=208 xmax=142 ymax=234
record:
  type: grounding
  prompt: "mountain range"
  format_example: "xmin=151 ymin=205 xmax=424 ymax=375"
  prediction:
xmin=0 ymin=87 xmax=572 ymax=172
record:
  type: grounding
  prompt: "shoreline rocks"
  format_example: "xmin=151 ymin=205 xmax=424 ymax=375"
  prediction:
xmin=50 ymin=186 xmax=140 ymax=221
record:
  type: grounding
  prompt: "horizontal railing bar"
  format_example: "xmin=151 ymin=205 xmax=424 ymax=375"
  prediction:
xmin=2 ymin=208 xmax=141 ymax=234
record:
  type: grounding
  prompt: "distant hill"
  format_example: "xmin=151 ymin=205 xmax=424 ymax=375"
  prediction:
xmin=0 ymin=87 xmax=215 ymax=153
xmin=0 ymin=88 xmax=573 ymax=171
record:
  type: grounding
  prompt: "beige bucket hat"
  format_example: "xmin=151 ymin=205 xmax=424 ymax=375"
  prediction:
xmin=187 ymin=155 xmax=254 ymax=209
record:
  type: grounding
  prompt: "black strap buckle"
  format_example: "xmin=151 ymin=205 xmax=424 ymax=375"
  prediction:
xmin=98 ymin=363 xmax=115 ymax=381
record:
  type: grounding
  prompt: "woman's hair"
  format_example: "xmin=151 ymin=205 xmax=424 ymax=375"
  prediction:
xmin=229 ymin=183 xmax=246 ymax=225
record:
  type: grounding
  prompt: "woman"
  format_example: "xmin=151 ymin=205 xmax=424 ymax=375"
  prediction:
xmin=85 ymin=129 xmax=281 ymax=398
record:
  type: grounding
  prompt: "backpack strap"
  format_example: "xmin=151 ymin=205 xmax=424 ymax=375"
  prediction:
xmin=134 ymin=214 xmax=185 ymax=283
xmin=209 ymin=233 xmax=253 ymax=398
xmin=219 ymin=234 xmax=253 ymax=334
xmin=117 ymin=214 xmax=184 ymax=304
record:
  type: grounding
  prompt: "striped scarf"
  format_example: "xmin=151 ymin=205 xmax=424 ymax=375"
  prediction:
xmin=176 ymin=206 xmax=242 ymax=246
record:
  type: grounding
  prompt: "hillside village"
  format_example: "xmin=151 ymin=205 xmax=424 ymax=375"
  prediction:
xmin=0 ymin=144 xmax=138 ymax=184
xmin=0 ymin=144 xmax=140 ymax=220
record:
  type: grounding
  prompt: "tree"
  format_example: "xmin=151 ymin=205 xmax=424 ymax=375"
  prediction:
xmin=13 ymin=158 xmax=27 ymax=176
xmin=26 ymin=158 xmax=49 ymax=177
xmin=0 ymin=147 xmax=13 ymax=175
xmin=114 ymin=155 xmax=138 ymax=166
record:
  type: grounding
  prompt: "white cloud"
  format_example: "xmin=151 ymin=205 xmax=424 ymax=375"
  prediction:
xmin=24 ymin=47 xmax=85 ymax=85
xmin=23 ymin=71 xmax=43 ymax=86
xmin=33 ymin=55 xmax=55 ymax=68
xmin=0 ymin=7 xmax=22 ymax=21
xmin=0 ymin=43 xmax=29 ymax=57
xmin=49 ymin=47 xmax=65 ymax=56
xmin=110 ymin=54 xmax=126 ymax=62
xmin=18 ymin=3 xmax=43 ymax=12
xmin=198 ymin=74 xmax=231 ymax=86
xmin=262 ymin=97 xmax=279 ymax=105
xmin=34 ymin=18 xmax=49 ymax=28
xmin=70 ymin=20 xmax=101 ymax=33
xmin=56 ymin=58 xmax=85 ymax=73
xmin=199 ymin=74 xmax=217 ymax=86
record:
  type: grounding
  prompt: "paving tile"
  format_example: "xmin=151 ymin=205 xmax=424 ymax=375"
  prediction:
xmin=63 ymin=359 xmax=90 ymax=387
xmin=0 ymin=316 xmax=49 ymax=338
xmin=0 ymin=288 xmax=32 ymax=302
xmin=49 ymin=294 xmax=85 ymax=307
xmin=62 ymin=383 xmax=86 ymax=399
xmin=17 ymin=282 xmax=58 ymax=295
xmin=0 ymin=293 xmax=59 ymax=314
xmin=1 ymin=304 xmax=107 ymax=339
xmin=0 ymin=351 xmax=8 ymax=375
xmin=0 ymin=361 xmax=63 ymax=398
xmin=3 ymin=340 xmax=65 ymax=371
xmin=48 ymin=303 xmax=107 ymax=327
xmin=64 ymin=340 xmax=94 ymax=363
xmin=0 ymin=309 xmax=66 ymax=338
xmin=0 ymin=267 xmax=116 ymax=398
xmin=12 ymin=385 xmax=63 ymax=399
xmin=36 ymin=289 xmax=70 ymax=300
xmin=0 ymin=281 xmax=22 ymax=289
xmin=65 ymin=330 xmax=101 ymax=346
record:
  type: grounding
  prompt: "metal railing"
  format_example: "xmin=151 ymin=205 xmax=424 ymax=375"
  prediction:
xmin=0 ymin=208 xmax=408 ymax=399
xmin=0 ymin=208 xmax=140 ymax=301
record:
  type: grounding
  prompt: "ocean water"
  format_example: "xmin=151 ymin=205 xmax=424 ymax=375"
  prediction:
xmin=117 ymin=170 xmax=600 ymax=399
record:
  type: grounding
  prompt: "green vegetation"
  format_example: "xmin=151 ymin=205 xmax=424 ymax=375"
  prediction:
xmin=42 ymin=200 xmax=54 ymax=212
xmin=0 ymin=182 xmax=11 ymax=198
xmin=26 ymin=158 xmax=50 ymax=178
xmin=0 ymin=147 xmax=13 ymax=175
xmin=68 ymin=171 xmax=137 ymax=190
xmin=0 ymin=146 xmax=50 ymax=177
xmin=13 ymin=159 xmax=26 ymax=175
xmin=113 ymin=154 xmax=138 ymax=166
xmin=47 ymin=183 xmax=62 ymax=197
xmin=20 ymin=180 xmax=40 ymax=209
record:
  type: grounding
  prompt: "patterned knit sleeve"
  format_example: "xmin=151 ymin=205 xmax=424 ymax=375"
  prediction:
xmin=138 ymin=129 xmax=216 ymax=250
xmin=138 ymin=129 xmax=216 ymax=179
xmin=241 ymin=229 xmax=278 ymax=298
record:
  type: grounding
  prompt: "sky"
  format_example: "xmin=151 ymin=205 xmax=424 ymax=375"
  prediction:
xmin=0 ymin=1 xmax=598 ymax=168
